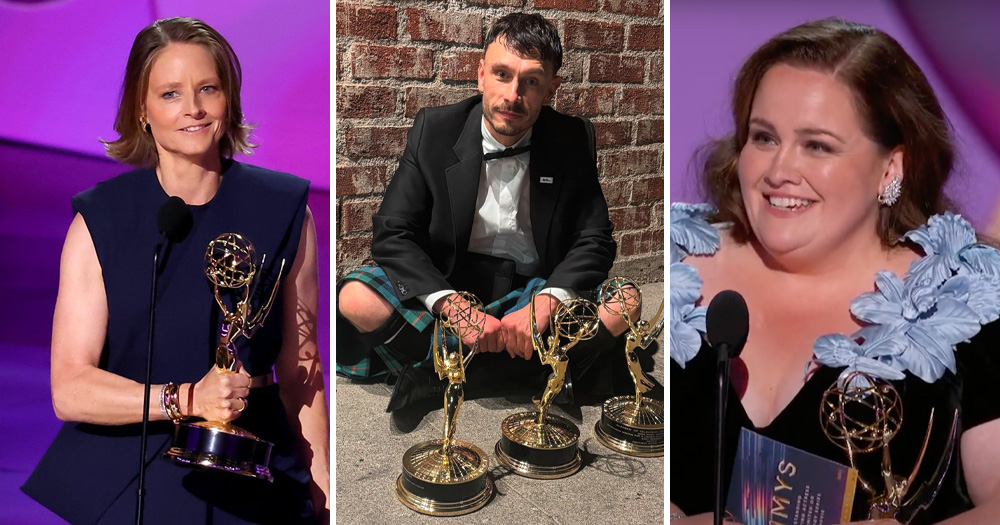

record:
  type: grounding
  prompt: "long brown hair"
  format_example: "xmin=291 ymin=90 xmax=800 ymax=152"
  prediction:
xmin=702 ymin=18 xmax=954 ymax=246
xmin=102 ymin=17 xmax=254 ymax=167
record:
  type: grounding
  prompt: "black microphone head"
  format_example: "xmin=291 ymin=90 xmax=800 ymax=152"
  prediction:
xmin=157 ymin=196 xmax=193 ymax=243
xmin=706 ymin=290 xmax=749 ymax=358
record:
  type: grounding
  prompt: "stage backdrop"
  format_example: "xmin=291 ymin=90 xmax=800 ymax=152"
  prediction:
xmin=670 ymin=0 xmax=1000 ymax=233
xmin=0 ymin=0 xmax=330 ymax=190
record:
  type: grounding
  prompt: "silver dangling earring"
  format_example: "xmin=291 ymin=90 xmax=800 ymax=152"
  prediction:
xmin=878 ymin=175 xmax=902 ymax=206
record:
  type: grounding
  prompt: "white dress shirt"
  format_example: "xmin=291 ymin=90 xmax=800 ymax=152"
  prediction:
xmin=419 ymin=118 xmax=576 ymax=312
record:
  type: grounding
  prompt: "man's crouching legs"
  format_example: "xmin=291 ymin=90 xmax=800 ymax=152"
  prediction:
xmin=338 ymin=280 xmax=395 ymax=334
xmin=336 ymin=280 xmax=431 ymax=376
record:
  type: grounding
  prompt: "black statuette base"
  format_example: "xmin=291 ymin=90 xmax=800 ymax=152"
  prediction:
xmin=167 ymin=421 xmax=274 ymax=481
xmin=395 ymin=440 xmax=493 ymax=516
xmin=594 ymin=397 xmax=663 ymax=457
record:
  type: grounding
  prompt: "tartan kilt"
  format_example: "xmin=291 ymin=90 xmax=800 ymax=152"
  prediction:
xmin=335 ymin=266 xmax=546 ymax=380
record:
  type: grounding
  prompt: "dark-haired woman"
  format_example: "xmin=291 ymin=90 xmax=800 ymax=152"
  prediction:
xmin=670 ymin=19 xmax=1000 ymax=524
xmin=22 ymin=17 xmax=329 ymax=524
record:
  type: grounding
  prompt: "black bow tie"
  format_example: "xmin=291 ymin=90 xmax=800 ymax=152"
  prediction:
xmin=483 ymin=145 xmax=531 ymax=161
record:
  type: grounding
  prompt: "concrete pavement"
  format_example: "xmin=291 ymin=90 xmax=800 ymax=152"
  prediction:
xmin=334 ymin=282 xmax=666 ymax=524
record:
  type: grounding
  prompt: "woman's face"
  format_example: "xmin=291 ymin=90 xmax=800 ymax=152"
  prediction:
xmin=737 ymin=64 xmax=901 ymax=265
xmin=144 ymin=42 xmax=227 ymax=166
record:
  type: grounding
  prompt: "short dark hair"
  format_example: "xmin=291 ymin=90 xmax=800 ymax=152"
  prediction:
xmin=103 ymin=17 xmax=254 ymax=167
xmin=701 ymin=18 xmax=954 ymax=247
xmin=485 ymin=13 xmax=562 ymax=74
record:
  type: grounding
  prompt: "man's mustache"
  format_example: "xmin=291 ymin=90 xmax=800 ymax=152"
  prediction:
xmin=493 ymin=103 xmax=526 ymax=115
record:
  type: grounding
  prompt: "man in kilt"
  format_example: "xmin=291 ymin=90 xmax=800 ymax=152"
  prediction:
xmin=336 ymin=13 xmax=635 ymax=413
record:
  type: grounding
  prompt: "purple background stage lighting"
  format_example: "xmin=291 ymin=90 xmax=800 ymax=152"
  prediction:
xmin=0 ymin=0 xmax=331 ymax=191
xmin=671 ymin=1 xmax=1000 ymax=231
xmin=0 ymin=2 xmax=330 ymax=523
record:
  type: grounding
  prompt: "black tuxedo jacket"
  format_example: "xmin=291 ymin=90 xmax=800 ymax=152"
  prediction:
xmin=372 ymin=95 xmax=616 ymax=304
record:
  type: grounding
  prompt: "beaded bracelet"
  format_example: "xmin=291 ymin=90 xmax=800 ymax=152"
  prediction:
xmin=161 ymin=382 xmax=185 ymax=421
xmin=169 ymin=382 xmax=183 ymax=420
xmin=158 ymin=383 xmax=170 ymax=419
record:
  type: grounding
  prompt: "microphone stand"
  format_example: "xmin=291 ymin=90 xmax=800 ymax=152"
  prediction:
xmin=135 ymin=196 xmax=190 ymax=524
xmin=136 ymin=240 xmax=164 ymax=525
xmin=714 ymin=343 xmax=732 ymax=525
xmin=706 ymin=290 xmax=748 ymax=525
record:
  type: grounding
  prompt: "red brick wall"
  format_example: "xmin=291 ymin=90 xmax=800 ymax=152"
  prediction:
xmin=336 ymin=1 xmax=664 ymax=282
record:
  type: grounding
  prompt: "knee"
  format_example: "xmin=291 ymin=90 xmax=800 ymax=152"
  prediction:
xmin=338 ymin=281 xmax=393 ymax=333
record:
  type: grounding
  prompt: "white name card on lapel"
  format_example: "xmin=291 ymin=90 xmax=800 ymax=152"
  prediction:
xmin=540 ymin=176 xmax=554 ymax=184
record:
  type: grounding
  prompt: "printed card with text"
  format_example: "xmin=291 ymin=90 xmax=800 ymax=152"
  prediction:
xmin=725 ymin=428 xmax=858 ymax=525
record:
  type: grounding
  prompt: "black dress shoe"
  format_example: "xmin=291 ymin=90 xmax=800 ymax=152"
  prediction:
xmin=552 ymin=367 xmax=575 ymax=406
xmin=565 ymin=323 xmax=622 ymax=405
xmin=385 ymin=364 xmax=445 ymax=413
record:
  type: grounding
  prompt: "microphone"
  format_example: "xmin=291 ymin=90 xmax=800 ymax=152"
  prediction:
xmin=158 ymin=195 xmax=194 ymax=244
xmin=154 ymin=196 xmax=193 ymax=273
xmin=137 ymin=197 xmax=191 ymax=525
xmin=706 ymin=290 xmax=749 ymax=359
xmin=706 ymin=290 xmax=750 ymax=525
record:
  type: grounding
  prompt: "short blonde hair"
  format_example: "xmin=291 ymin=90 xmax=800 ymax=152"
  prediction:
xmin=103 ymin=17 xmax=254 ymax=167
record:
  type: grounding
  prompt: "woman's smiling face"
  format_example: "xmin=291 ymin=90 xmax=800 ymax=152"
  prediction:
xmin=737 ymin=63 xmax=902 ymax=266
xmin=144 ymin=42 xmax=227 ymax=165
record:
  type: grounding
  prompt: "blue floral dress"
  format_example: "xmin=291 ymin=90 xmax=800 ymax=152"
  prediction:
xmin=670 ymin=203 xmax=1000 ymax=523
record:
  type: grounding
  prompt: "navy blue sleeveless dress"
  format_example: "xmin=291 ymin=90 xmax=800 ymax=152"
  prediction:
xmin=22 ymin=161 xmax=315 ymax=524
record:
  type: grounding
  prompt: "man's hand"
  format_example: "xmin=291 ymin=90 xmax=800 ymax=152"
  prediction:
xmin=500 ymin=294 xmax=559 ymax=360
xmin=435 ymin=293 xmax=505 ymax=353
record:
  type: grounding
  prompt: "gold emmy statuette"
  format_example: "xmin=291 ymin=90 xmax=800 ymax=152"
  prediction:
xmin=593 ymin=276 xmax=665 ymax=457
xmin=396 ymin=292 xmax=494 ymax=516
xmin=494 ymin=296 xmax=599 ymax=479
xmin=820 ymin=370 xmax=959 ymax=521
xmin=166 ymin=233 xmax=285 ymax=482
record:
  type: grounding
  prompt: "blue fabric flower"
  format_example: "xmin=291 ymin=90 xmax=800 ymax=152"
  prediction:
xmin=849 ymin=270 xmax=984 ymax=382
xmin=903 ymin=212 xmax=980 ymax=288
xmin=670 ymin=203 xmax=719 ymax=264
xmin=938 ymin=273 xmax=1000 ymax=325
xmin=851 ymin=271 xmax=921 ymax=323
xmin=668 ymin=203 xmax=721 ymax=367
xmin=813 ymin=325 xmax=907 ymax=388
xmin=670 ymin=262 xmax=706 ymax=368
xmin=958 ymin=243 xmax=1000 ymax=281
